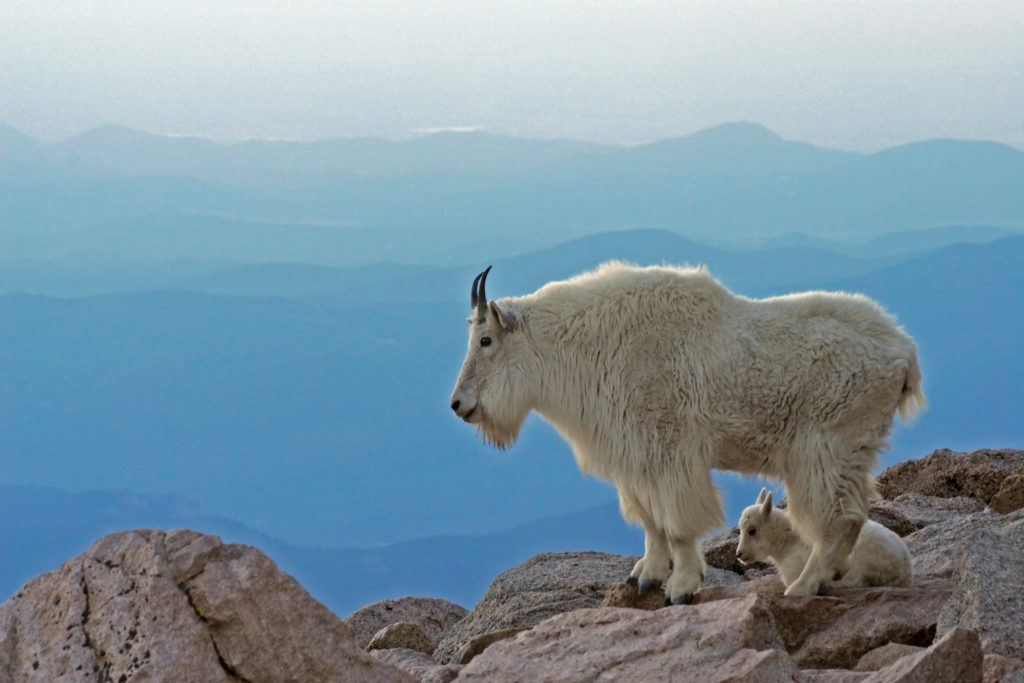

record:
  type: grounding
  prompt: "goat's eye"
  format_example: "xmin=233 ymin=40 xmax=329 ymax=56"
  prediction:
xmin=747 ymin=528 xmax=757 ymax=536
xmin=480 ymin=336 xmax=492 ymax=347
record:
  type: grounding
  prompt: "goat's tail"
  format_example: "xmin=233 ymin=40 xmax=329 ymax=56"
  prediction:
xmin=897 ymin=354 xmax=926 ymax=424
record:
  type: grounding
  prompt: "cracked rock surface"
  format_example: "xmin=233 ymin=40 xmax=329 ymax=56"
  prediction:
xmin=0 ymin=529 xmax=412 ymax=682
xmin=457 ymin=594 xmax=800 ymax=681
xmin=343 ymin=596 xmax=468 ymax=650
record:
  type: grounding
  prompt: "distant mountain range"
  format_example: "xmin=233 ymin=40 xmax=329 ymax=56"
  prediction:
xmin=1 ymin=121 xmax=850 ymax=184
xmin=0 ymin=224 xmax=1019 ymax=300
xmin=2 ymin=122 xmax=1022 ymax=273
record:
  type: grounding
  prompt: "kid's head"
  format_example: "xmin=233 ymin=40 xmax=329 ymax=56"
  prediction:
xmin=736 ymin=487 xmax=774 ymax=565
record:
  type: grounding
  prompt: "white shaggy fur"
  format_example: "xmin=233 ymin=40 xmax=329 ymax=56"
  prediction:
xmin=737 ymin=488 xmax=912 ymax=589
xmin=450 ymin=262 xmax=924 ymax=600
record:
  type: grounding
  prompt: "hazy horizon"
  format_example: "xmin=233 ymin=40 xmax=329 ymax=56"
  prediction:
xmin=6 ymin=118 xmax=1024 ymax=155
xmin=3 ymin=1 xmax=1022 ymax=151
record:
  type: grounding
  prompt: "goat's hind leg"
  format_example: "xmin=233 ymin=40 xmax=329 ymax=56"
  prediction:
xmin=784 ymin=447 xmax=870 ymax=596
xmin=785 ymin=516 xmax=862 ymax=596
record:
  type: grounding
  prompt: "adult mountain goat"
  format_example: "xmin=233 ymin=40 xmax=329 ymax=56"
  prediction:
xmin=449 ymin=262 xmax=924 ymax=602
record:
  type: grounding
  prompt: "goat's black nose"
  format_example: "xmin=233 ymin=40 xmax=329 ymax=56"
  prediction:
xmin=450 ymin=400 xmax=461 ymax=412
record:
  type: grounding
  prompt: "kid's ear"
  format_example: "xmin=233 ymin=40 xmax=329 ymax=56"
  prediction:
xmin=760 ymin=491 xmax=773 ymax=517
xmin=756 ymin=487 xmax=768 ymax=505
xmin=489 ymin=301 xmax=516 ymax=331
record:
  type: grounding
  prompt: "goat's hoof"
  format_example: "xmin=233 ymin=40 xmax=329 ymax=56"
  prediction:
xmin=670 ymin=593 xmax=694 ymax=606
xmin=626 ymin=576 xmax=638 ymax=587
xmin=833 ymin=570 xmax=844 ymax=581
xmin=817 ymin=584 xmax=828 ymax=596
xmin=783 ymin=579 xmax=820 ymax=597
xmin=637 ymin=578 xmax=660 ymax=595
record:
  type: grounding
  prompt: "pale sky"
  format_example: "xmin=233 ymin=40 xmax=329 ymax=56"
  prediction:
xmin=2 ymin=0 xmax=1022 ymax=150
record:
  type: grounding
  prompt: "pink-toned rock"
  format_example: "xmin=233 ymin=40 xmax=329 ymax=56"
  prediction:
xmin=366 ymin=621 xmax=435 ymax=654
xmin=800 ymin=671 xmax=870 ymax=682
xmin=701 ymin=527 xmax=746 ymax=573
xmin=905 ymin=509 xmax=1024 ymax=659
xmin=931 ymin=510 xmax=1024 ymax=659
xmin=370 ymin=647 xmax=462 ymax=683
xmin=694 ymin=573 xmax=786 ymax=602
xmin=989 ymin=473 xmax=1024 ymax=514
xmin=870 ymin=493 xmax=986 ymax=536
xmin=452 ymin=628 xmax=529 ymax=665
xmin=457 ymin=595 xmax=800 ymax=681
xmin=188 ymin=542 xmax=399 ymax=682
xmin=877 ymin=449 xmax=1024 ymax=503
xmin=600 ymin=564 xmax=743 ymax=611
xmin=853 ymin=642 xmax=926 ymax=671
xmin=768 ymin=581 xmax=952 ymax=669
xmin=434 ymin=550 xmax=744 ymax=663
xmin=343 ymin=595 xmax=468 ymax=649
xmin=433 ymin=551 xmax=635 ymax=663
xmin=906 ymin=510 xmax=1003 ymax=578
xmin=695 ymin=574 xmax=951 ymax=669
xmin=983 ymin=654 xmax=1024 ymax=683
xmin=864 ymin=627 xmax=983 ymax=682
xmin=702 ymin=527 xmax=774 ymax=576
xmin=599 ymin=581 xmax=666 ymax=610
xmin=0 ymin=529 xmax=412 ymax=683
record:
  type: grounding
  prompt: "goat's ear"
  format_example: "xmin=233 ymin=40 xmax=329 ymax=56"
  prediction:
xmin=756 ymin=487 xmax=768 ymax=505
xmin=760 ymin=491 xmax=773 ymax=517
xmin=489 ymin=301 xmax=516 ymax=331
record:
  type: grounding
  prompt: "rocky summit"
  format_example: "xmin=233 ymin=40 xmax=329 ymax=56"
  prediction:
xmin=2 ymin=448 xmax=1023 ymax=682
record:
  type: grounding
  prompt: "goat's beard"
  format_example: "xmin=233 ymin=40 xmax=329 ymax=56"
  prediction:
xmin=475 ymin=407 xmax=527 ymax=451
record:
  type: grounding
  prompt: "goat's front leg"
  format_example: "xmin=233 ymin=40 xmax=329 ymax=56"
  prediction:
xmin=664 ymin=536 xmax=704 ymax=605
xmin=627 ymin=525 xmax=672 ymax=594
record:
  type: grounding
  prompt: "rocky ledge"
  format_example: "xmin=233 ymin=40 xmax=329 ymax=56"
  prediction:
xmin=2 ymin=448 xmax=1022 ymax=682
xmin=0 ymin=529 xmax=412 ymax=682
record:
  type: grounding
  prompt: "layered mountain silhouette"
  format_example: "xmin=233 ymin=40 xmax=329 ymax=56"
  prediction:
xmin=3 ymin=122 xmax=1022 ymax=272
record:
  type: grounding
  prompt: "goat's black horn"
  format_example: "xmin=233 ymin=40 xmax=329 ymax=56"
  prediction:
xmin=476 ymin=266 xmax=492 ymax=319
xmin=471 ymin=270 xmax=485 ymax=309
